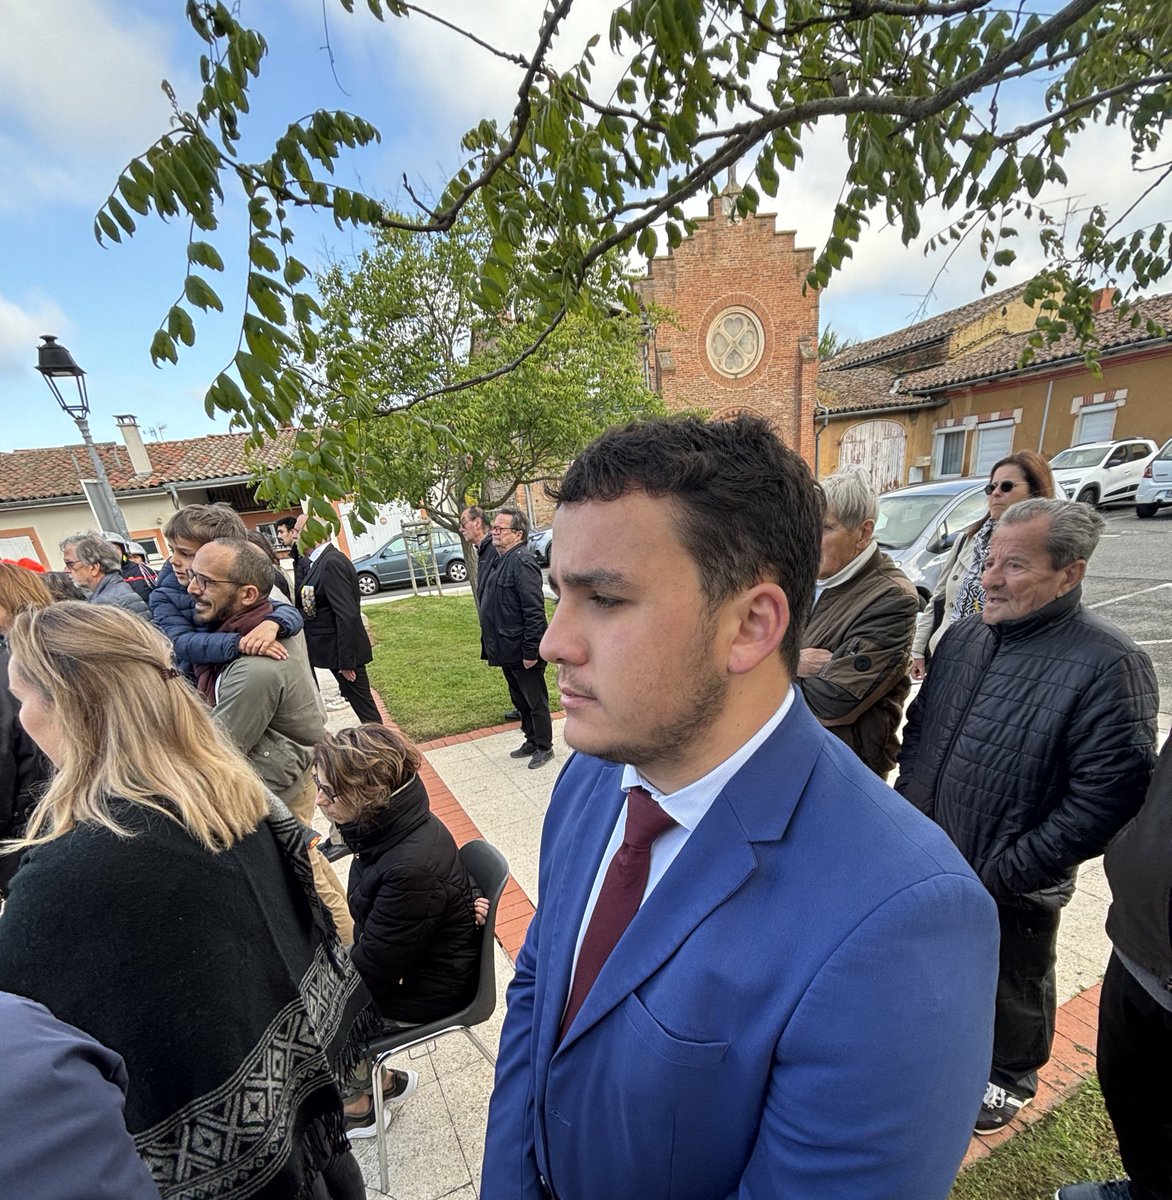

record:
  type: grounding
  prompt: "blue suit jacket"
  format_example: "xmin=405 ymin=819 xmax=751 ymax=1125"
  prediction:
xmin=482 ymin=694 xmax=999 ymax=1200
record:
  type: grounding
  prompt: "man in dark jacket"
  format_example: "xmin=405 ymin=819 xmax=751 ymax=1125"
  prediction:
xmin=798 ymin=469 xmax=919 ymax=777
xmin=896 ymin=498 xmax=1158 ymax=1136
xmin=294 ymin=513 xmax=383 ymax=724
xmin=459 ymin=505 xmax=498 ymax=599
xmin=61 ymin=534 xmax=149 ymax=619
xmin=1057 ymin=736 xmax=1172 ymax=1200
xmin=481 ymin=507 xmax=553 ymax=769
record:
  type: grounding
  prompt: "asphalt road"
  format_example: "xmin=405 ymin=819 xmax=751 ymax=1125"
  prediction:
xmin=1083 ymin=505 xmax=1172 ymax=719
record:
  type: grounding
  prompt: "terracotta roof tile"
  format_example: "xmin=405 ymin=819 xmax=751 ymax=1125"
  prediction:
xmin=0 ymin=430 xmax=295 ymax=504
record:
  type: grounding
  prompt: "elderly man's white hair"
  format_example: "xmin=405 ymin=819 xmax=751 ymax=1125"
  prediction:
xmin=820 ymin=468 xmax=879 ymax=531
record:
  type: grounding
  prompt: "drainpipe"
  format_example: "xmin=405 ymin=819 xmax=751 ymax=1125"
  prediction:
xmin=1036 ymin=380 xmax=1053 ymax=454
xmin=813 ymin=403 xmax=832 ymax=477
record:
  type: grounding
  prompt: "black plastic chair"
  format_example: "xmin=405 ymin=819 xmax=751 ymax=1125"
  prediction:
xmin=365 ymin=838 xmax=510 ymax=1192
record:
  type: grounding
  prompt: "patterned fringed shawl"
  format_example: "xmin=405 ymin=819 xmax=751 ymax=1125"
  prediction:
xmin=0 ymin=796 xmax=381 ymax=1199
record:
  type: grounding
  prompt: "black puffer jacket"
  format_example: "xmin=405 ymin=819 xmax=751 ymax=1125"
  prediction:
xmin=0 ymin=649 xmax=50 ymax=895
xmin=1104 ymin=735 xmax=1172 ymax=990
xmin=339 ymin=774 xmax=480 ymax=1023
xmin=896 ymin=586 xmax=1157 ymax=908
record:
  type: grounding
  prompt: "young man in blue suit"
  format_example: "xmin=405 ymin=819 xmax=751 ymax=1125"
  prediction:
xmin=481 ymin=414 xmax=1000 ymax=1200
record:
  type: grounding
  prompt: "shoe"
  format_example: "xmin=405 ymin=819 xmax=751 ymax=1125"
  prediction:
xmin=343 ymin=1069 xmax=419 ymax=1138
xmin=320 ymin=841 xmax=352 ymax=863
xmin=1056 ymin=1183 xmax=1135 ymax=1200
xmin=509 ymin=742 xmax=537 ymax=759
xmin=502 ymin=708 xmax=521 ymax=722
xmin=528 ymin=748 xmax=555 ymax=769
xmin=974 ymin=1081 xmax=1031 ymax=1135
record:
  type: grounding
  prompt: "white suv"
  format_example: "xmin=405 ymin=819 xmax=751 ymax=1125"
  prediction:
xmin=1049 ymin=438 xmax=1157 ymax=506
xmin=1136 ymin=439 xmax=1172 ymax=518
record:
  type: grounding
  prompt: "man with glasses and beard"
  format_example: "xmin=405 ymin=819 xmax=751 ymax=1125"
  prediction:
xmin=188 ymin=537 xmax=352 ymax=942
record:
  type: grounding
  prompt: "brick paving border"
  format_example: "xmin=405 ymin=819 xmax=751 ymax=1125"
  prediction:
xmin=372 ymin=691 xmax=1102 ymax=1165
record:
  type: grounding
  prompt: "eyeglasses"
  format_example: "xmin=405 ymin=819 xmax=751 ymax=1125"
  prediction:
xmin=313 ymin=772 xmax=338 ymax=803
xmin=984 ymin=480 xmax=1022 ymax=495
xmin=63 ymin=559 xmax=82 ymax=569
xmin=187 ymin=570 xmax=244 ymax=591
xmin=491 ymin=524 xmax=514 ymax=533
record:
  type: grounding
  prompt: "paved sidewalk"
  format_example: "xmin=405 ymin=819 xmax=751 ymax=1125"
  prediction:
xmin=316 ymin=674 xmax=1168 ymax=1198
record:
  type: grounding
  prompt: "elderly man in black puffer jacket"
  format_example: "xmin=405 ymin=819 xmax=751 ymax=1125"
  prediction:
xmin=896 ymin=498 xmax=1158 ymax=1138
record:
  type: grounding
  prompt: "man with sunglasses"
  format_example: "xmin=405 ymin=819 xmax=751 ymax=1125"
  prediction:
xmin=897 ymin=498 xmax=1157 ymax=1136
xmin=187 ymin=537 xmax=353 ymax=941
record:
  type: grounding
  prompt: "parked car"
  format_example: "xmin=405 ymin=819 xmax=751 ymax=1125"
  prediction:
xmin=352 ymin=527 xmax=468 ymax=596
xmin=1049 ymin=438 xmax=1157 ymax=506
xmin=873 ymin=479 xmax=989 ymax=602
xmin=1136 ymin=438 xmax=1172 ymax=518
xmin=528 ymin=525 xmax=553 ymax=567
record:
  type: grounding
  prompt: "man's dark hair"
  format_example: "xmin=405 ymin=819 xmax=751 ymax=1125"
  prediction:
xmin=463 ymin=506 xmax=487 ymax=526
xmin=205 ymin=538 xmax=275 ymax=595
xmin=547 ymin=414 xmax=823 ymax=674
xmin=498 ymin=506 xmax=529 ymax=538
xmin=273 ymin=515 xmax=298 ymax=535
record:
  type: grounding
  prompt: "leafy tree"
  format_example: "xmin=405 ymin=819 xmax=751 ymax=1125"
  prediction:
xmin=818 ymin=327 xmax=857 ymax=360
xmin=313 ymin=204 xmax=663 ymax=570
xmin=96 ymin=0 xmax=1172 ymax=526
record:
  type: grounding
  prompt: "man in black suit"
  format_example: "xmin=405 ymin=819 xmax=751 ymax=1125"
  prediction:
xmin=293 ymin=514 xmax=382 ymax=725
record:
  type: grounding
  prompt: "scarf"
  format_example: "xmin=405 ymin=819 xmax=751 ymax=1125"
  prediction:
xmin=195 ymin=598 xmax=275 ymax=703
xmin=949 ymin=519 xmax=995 ymax=622
xmin=0 ymin=795 xmax=382 ymax=1200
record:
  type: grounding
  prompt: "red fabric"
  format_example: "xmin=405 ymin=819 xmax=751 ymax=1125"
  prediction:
xmin=194 ymin=599 xmax=275 ymax=704
xmin=559 ymin=786 xmax=676 ymax=1041
xmin=1 ymin=558 xmax=45 ymax=573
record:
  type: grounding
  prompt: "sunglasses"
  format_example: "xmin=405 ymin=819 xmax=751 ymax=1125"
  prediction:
xmin=984 ymin=480 xmax=1021 ymax=495
xmin=313 ymin=772 xmax=338 ymax=804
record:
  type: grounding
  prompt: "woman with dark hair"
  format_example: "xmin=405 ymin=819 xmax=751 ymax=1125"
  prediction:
xmin=313 ymin=724 xmax=482 ymax=1137
xmin=0 ymin=603 xmax=380 ymax=1199
xmin=911 ymin=449 xmax=1055 ymax=679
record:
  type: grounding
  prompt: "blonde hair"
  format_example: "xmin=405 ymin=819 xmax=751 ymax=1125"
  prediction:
xmin=6 ymin=602 xmax=268 ymax=852
xmin=314 ymin=724 xmax=422 ymax=821
xmin=0 ymin=562 xmax=52 ymax=618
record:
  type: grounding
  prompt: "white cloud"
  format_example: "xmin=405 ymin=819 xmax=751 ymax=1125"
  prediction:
xmin=0 ymin=291 xmax=71 ymax=376
xmin=0 ymin=0 xmax=191 ymax=211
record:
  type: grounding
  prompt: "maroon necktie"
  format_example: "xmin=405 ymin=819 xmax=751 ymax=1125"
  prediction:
xmin=559 ymin=786 xmax=677 ymax=1041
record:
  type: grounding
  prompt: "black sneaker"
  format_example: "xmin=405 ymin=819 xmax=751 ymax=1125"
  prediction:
xmin=1056 ymin=1183 xmax=1135 ymax=1200
xmin=509 ymin=742 xmax=537 ymax=759
xmin=974 ymin=1081 xmax=1031 ymax=1135
xmin=343 ymin=1069 xmax=419 ymax=1138
xmin=502 ymin=709 xmax=521 ymax=722
xmin=528 ymin=748 xmax=555 ymax=769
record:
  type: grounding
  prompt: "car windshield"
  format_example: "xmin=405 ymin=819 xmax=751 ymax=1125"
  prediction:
xmin=874 ymin=493 xmax=955 ymax=549
xmin=1050 ymin=447 xmax=1106 ymax=470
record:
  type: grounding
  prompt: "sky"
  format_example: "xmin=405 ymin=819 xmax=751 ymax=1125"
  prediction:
xmin=0 ymin=0 xmax=1165 ymax=453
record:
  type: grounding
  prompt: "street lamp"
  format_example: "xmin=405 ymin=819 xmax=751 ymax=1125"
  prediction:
xmin=36 ymin=335 xmax=131 ymax=539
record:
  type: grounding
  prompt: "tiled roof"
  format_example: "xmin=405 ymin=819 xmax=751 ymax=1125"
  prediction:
xmin=0 ymin=430 xmax=295 ymax=505
xmin=828 ymin=283 xmax=1027 ymax=368
xmin=817 ymin=364 xmax=942 ymax=414
xmin=897 ymin=293 xmax=1172 ymax=393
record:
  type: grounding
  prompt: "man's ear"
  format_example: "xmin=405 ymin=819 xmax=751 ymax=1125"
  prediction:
xmin=1057 ymin=559 xmax=1086 ymax=596
xmin=239 ymin=584 xmax=264 ymax=608
xmin=726 ymin=582 xmax=789 ymax=676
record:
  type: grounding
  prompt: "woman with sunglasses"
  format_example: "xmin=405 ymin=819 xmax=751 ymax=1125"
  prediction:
xmin=911 ymin=450 xmax=1055 ymax=680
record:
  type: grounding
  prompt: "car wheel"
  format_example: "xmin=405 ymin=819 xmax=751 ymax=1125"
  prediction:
xmin=1076 ymin=485 xmax=1100 ymax=506
xmin=357 ymin=572 xmax=380 ymax=597
xmin=1136 ymin=503 xmax=1158 ymax=519
xmin=446 ymin=559 xmax=469 ymax=583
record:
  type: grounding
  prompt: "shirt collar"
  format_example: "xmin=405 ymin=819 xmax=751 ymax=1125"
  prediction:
xmin=308 ymin=542 xmax=330 ymax=564
xmin=620 ymin=687 xmax=795 ymax=832
xmin=816 ymin=539 xmax=878 ymax=592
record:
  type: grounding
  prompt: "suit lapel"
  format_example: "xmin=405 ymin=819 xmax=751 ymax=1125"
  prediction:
xmin=556 ymin=693 xmax=827 ymax=1052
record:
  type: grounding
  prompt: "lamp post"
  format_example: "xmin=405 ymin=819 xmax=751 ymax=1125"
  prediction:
xmin=36 ymin=335 xmax=131 ymax=539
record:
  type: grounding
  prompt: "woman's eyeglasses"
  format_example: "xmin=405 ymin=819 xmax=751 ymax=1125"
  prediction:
xmin=312 ymin=772 xmax=338 ymax=803
xmin=984 ymin=480 xmax=1020 ymax=495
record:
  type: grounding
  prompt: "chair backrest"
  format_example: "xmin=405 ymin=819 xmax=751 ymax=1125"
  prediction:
xmin=459 ymin=839 xmax=511 ymax=1027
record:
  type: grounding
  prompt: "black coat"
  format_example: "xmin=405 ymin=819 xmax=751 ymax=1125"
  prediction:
xmin=0 ymin=649 xmax=49 ymax=895
xmin=478 ymin=544 xmax=547 ymax=667
xmin=340 ymin=774 xmax=479 ymax=1023
xmin=1104 ymin=734 xmax=1172 ymax=989
xmin=298 ymin=545 xmax=372 ymax=673
xmin=896 ymin=586 xmax=1158 ymax=907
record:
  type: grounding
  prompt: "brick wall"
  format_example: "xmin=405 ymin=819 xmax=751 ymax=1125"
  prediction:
xmin=636 ymin=193 xmax=819 ymax=462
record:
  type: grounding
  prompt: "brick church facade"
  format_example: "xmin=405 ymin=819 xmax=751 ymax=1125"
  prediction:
xmin=635 ymin=187 xmax=820 ymax=463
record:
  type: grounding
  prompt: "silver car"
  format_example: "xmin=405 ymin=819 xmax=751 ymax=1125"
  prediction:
xmin=874 ymin=480 xmax=989 ymax=602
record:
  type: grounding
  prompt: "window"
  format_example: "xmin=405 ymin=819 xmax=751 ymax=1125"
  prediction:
xmin=932 ymin=429 xmax=966 ymax=478
xmin=943 ymin=489 xmax=989 ymax=536
xmin=254 ymin=523 xmax=281 ymax=549
xmin=706 ymin=307 xmax=765 ymax=378
xmin=1075 ymin=405 xmax=1117 ymax=444
xmin=973 ymin=421 xmax=1014 ymax=477
xmin=133 ymin=536 xmax=162 ymax=558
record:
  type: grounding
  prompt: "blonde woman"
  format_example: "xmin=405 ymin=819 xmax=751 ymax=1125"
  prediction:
xmin=0 ymin=603 xmax=380 ymax=1200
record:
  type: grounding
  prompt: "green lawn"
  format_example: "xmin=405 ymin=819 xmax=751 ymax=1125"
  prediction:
xmin=365 ymin=595 xmax=560 ymax=742
xmin=950 ymin=1076 xmax=1123 ymax=1200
